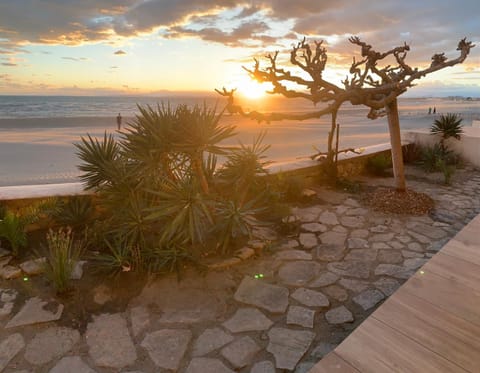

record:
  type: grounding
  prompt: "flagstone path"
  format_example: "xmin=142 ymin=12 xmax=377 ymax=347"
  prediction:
xmin=1 ymin=166 xmax=480 ymax=372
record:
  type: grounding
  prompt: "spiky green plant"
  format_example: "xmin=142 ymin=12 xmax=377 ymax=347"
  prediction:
xmin=89 ymin=238 xmax=136 ymax=276
xmin=0 ymin=211 xmax=28 ymax=256
xmin=44 ymin=227 xmax=84 ymax=293
xmin=214 ymin=198 xmax=265 ymax=254
xmin=217 ymin=132 xmax=271 ymax=206
xmin=145 ymin=177 xmax=213 ymax=245
xmin=430 ymin=113 xmax=463 ymax=149
xmin=75 ymin=132 xmax=122 ymax=190
xmin=51 ymin=195 xmax=94 ymax=228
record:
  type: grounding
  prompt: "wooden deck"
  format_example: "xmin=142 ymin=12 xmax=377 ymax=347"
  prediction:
xmin=310 ymin=214 xmax=480 ymax=373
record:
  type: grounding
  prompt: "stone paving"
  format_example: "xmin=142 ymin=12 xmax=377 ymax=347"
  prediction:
xmin=1 ymin=166 xmax=480 ymax=372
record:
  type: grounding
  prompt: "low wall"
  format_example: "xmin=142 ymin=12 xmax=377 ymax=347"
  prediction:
xmin=402 ymin=127 xmax=480 ymax=168
xmin=0 ymin=142 xmax=396 ymax=204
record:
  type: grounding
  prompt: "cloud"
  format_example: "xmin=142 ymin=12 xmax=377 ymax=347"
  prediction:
xmin=166 ymin=20 xmax=276 ymax=47
xmin=0 ymin=0 xmax=477 ymax=68
xmin=1 ymin=62 xmax=17 ymax=66
xmin=114 ymin=50 xmax=127 ymax=55
xmin=61 ymin=56 xmax=88 ymax=61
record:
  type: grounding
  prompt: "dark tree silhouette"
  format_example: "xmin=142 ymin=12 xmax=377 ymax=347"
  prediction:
xmin=217 ymin=37 xmax=474 ymax=191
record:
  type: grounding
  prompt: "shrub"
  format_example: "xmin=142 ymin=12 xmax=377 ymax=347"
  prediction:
xmin=366 ymin=154 xmax=392 ymax=176
xmin=402 ymin=143 xmax=423 ymax=164
xmin=75 ymin=103 xmax=271 ymax=269
xmin=0 ymin=211 xmax=28 ymax=256
xmin=430 ymin=113 xmax=463 ymax=148
xmin=44 ymin=227 xmax=84 ymax=293
xmin=51 ymin=195 xmax=94 ymax=228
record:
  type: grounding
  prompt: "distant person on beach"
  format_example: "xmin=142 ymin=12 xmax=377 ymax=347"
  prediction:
xmin=116 ymin=113 xmax=122 ymax=130
xmin=433 ymin=107 xmax=436 ymax=114
xmin=428 ymin=107 xmax=432 ymax=114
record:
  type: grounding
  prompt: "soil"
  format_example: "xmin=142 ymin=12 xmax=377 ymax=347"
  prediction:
xmin=365 ymin=187 xmax=435 ymax=215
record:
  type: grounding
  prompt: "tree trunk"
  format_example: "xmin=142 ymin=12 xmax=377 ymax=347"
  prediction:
xmin=386 ymin=98 xmax=406 ymax=192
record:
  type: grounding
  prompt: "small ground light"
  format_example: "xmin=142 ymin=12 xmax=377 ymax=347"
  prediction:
xmin=23 ymin=277 xmax=28 ymax=281
xmin=254 ymin=274 xmax=264 ymax=279
xmin=420 ymin=271 xmax=425 ymax=275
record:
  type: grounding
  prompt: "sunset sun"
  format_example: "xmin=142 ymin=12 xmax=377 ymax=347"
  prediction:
xmin=236 ymin=78 xmax=267 ymax=99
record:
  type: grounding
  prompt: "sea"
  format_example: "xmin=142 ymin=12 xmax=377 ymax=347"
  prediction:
xmin=1 ymin=95 xmax=479 ymax=187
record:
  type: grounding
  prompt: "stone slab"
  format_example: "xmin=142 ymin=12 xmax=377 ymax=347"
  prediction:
xmin=325 ymin=306 xmax=354 ymax=324
xmin=291 ymin=288 xmax=329 ymax=308
xmin=278 ymin=261 xmax=320 ymax=287
xmin=221 ymin=336 xmax=260 ymax=369
xmin=25 ymin=327 xmax=80 ymax=365
xmin=267 ymin=327 xmax=315 ymax=370
xmin=19 ymin=258 xmax=46 ymax=275
xmin=49 ymin=356 xmax=96 ymax=373
xmin=192 ymin=328 xmax=233 ymax=357
xmin=142 ymin=329 xmax=191 ymax=370
xmin=327 ymin=261 xmax=371 ymax=279
xmin=353 ymin=289 xmax=385 ymax=310
xmin=275 ymin=250 xmax=312 ymax=261
xmin=0 ymin=333 xmax=25 ymax=372
xmin=185 ymin=358 xmax=234 ymax=373
xmin=130 ymin=305 xmax=150 ymax=337
xmin=286 ymin=306 xmax=315 ymax=328
xmin=86 ymin=313 xmax=137 ymax=369
xmin=298 ymin=233 xmax=318 ymax=249
xmin=234 ymin=276 xmax=289 ymax=313
xmin=223 ymin=308 xmax=273 ymax=333
xmin=251 ymin=360 xmax=276 ymax=373
xmin=315 ymin=244 xmax=346 ymax=261
xmin=6 ymin=297 xmax=63 ymax=328
xmin=318 ymin=231 xmax=347 ymax=246
xmin=308 ymin=272 xmax=339 ymax=288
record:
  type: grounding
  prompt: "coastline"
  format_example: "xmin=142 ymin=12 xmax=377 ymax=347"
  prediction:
xmin=1 ymin=98 xmax=480 ymax=187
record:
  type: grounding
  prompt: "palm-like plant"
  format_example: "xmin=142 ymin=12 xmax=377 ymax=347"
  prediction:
xmin=75 ymin=132 xmax=122 ymax=190
xmin=145 ymin=177 xmax=214 ymax=245
xmin=217 ymin=132 xmax=271 ymax=206
xmin=430 ymin=113 xmax=463 ymax=150
xmin=172 ymin=104 xmax=236 ymax=194
xmin=214 ymin=198 xmax=265 ymax=254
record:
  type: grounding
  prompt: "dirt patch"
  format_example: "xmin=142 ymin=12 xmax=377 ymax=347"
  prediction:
xmin=365 ymin=187 xmax=435 ymax=215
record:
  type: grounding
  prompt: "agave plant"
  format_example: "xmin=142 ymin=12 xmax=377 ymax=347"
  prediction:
xmin=213 ymin=198 xmax=265 ymax=254
xmin=216 ymin=132 xmax=271 ymax=206
xmin=75 ymin=132 xmax=122 ymax=190
xmin=145 ymin=177 xmax=214 ymax=245
xmin=430 ymin=113 xmax=463 ymax=150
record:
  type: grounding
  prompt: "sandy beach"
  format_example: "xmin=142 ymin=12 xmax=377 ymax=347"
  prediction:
xmin=1 ymin=98 xmax=479 ymax=187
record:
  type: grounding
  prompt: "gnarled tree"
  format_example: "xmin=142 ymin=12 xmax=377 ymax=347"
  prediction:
xmin=217 ymin=37 xmax=474 ymax=191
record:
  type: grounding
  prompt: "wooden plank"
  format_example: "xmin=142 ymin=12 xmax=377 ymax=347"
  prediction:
xmin=335 ymin=317 xmax=468 ymax=373
xmin=399 ymin=270 xmax=480 ymax=326
xmin=441 ymin=239 xmax=480 ymax=266
xmin=309 ymin=352 xmax=360 ymax=373
xmin=422 ymin=252 xmax=480 ymax=291
xmin=372 ymin=290 xmax=480 ymax=372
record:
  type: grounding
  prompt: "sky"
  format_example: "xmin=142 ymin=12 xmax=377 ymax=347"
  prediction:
xmin=0 ymin=0 xmax=479 ymax=97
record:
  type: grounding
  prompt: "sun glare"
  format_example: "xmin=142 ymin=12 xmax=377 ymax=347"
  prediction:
xmin=236 ymin=77 xmax=267 ymax=99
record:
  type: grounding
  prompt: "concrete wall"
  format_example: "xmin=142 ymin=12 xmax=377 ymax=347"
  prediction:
xmin=0 ymin=143 xmax=395 ymax=203
xmin=402 ymin=127 xmax=480 ymax=168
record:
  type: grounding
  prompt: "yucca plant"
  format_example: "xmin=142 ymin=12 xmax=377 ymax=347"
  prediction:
xmin=51 ymin=195 xmax=94 ymax=228
xmin=430 ymin=113 xmax=463 ymax=150
xmin=75 ymin=132 xmax=122 ymax=190
xmin=89 ymin=238 xmax=137 ymax=276
xmin=216 ymin=132 xmax=270 ymax=206
xmin=0 ymin=211 xmax=28 ymax=256
xmin=213 ymin=198 xmax=265 ymax=254
xmin=44 ymin=227 xmax=84 ymax=293
xmin=145 ymin=177 xmax=214 ymax=245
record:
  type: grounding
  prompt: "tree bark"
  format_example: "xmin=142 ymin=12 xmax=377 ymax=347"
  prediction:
xmin=386 ymin=98 xmax=406 ymax=192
